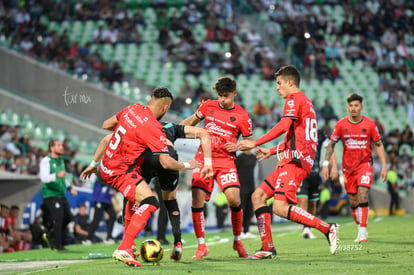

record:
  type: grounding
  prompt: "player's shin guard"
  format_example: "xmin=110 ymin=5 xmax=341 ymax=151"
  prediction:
xmin=165 ymin=199 xmax=181 ymax=245
xmin=255 ymin=206 xmax=274 ymax=250
xmin=192 ymin=207 xmax=205 ymax=243
xmin=230 ymin=205 xmax=243 ymax=239
xmin=288 ymin=206 xmax=330 ymax=235
xmin=359 ymin=202 xmax=369 ymax=228
xmin=118 ymin=197 xmax=159 ymax=250
xmin=351 ymin=205 xmax=361 ymax=225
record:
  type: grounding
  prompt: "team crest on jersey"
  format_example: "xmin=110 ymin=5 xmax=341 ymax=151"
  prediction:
xmin=210 ymin=110 xmax=215 ymax=115
xmin=362 ymin=128 xmax=367 ymax=133
xmin=230 ymin=116 xmax=236 ymax=122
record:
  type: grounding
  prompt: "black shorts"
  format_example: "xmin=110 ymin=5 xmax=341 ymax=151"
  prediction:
xmin=296 ymin=172 xmax=321 ymax=201
xmin=141 ymin=145 xmax=179 ymax=191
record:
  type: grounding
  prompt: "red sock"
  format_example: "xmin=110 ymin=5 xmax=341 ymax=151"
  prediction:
xmin=351 ymin=207 xmax=360 ymax=225
xmin=288 ymin=206 xmax=330 ymax=235
xmin=192 ymin=207 xmax=205 ymax=239
xmin=118 ymin=203 xmax=157 ymax=250
xmin=124 ymin=201 xmax=134 ymax=233
xmin=360 ymin=205 xmax=369 ymax=228
xmin=255 ymin=207 xmax=274 ymax=250
xmin=231 ymin=206 xmax=243 ymax=237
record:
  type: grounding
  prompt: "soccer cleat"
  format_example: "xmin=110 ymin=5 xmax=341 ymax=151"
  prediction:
xmin=325 ymin=223 xmax=339 ymax=255
xmin=112 ymin=249 xmax=141 ymax=267
xmin=302 ymin=227 xmax=317 ymax=239
xmin=248 ymin=247 xmax=277 ymax=260
xmin=233 ymin=240 xmax=249 ymax=258
xmin=170 ymin=242 xmax=183 ymax=261
xmin=192 ymin=244 xmax=209 ymax=259
xmin=355 ymin=227 xmax=368 ymax=242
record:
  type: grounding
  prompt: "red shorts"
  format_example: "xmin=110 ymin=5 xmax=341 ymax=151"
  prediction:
xmin=258 ymin=163 xmax=308 ymax=205
xmin=344 ymin=163 xmax=373 ymax=194
xmin=192 ymin=156 xmax=239 ymax=202
xmin=100 ymin=168 xmax=143 ymax=203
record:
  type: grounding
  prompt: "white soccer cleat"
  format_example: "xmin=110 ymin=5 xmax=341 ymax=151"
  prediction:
xmin=248 ymin=247 xmax=277 ymax=260
xmin=325 ymin=223 xmax=339 ymax=254
xmin=355 ymin=227 xmax=368 ymax=242
xmin=112 ymin=249 xmax=141 ymax=267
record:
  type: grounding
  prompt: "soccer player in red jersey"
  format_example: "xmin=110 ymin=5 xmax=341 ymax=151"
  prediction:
xmin=322 ymin=93 xmax=387 ymax=243
xmin=93 ymin=88 xmax=202 ymax=267
xmin=237 ymin=66 xmax=339 ymax=258
xmin=180 ymin=76 xmax=253 ymax=259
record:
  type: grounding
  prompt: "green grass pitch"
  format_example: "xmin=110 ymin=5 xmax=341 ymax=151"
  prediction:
xmin=0 ymin=215 xmax=413 ymax=274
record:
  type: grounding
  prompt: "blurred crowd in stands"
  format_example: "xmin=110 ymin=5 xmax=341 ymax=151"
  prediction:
xmin=250 ymin=0 xmax=414 ymax=119
xmin=1 ymin=0 xmax=414 ymax=253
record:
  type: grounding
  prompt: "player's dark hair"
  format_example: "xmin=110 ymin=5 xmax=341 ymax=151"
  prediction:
xmin=213 ymin=76 xmax=236 ymax=93
xmin=274 ymin=65 xmax=301 ymax=87
xmin=10 ymin=205 xmax=19 ymax=211
xmin=347 ymin=93 xmax=363 ymax=103
xmin=152 ymin=87 xmax=173 ymax=101
xmin=48 ymin=139 xmax=57 ymax=152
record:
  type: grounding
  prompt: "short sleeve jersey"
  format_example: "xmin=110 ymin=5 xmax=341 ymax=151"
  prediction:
xmin=330 ymin=116 xmax=381 ymax=174
xmin=195 ymin=100 xmax=253 ymax=158
xmin=280 ymin=92 xmax=317 ymax=174
xmin=101 ymin=103 xmax=169 ymax=177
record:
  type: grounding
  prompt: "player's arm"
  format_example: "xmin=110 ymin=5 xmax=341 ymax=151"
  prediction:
xmin=80 ymin=134 xmax=112 ymax=181
xmin=321 ymin=140 xmax=337 ymax=180
xmin=102 ymin=115 xmax=118 ymax=131
xmin=183 ymin=126 xmax=212 ymax=158
xmin=159 ymin=154 xmax=199 ymax=171
xmin=238 ymin=118 xmax=293 ymax=150
xmin=374 ymin=140 xmax=387 ymax=182
xmin=329 ymin=151 xmax=338 ymax=180
xmin=183 ymin=126 xmax=214 ymax=179
xmin=180 ymin=114 xmax=201 ymax=126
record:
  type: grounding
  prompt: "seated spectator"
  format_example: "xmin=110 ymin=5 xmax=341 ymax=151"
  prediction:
xmin=253 ymin=99 xmax=271 ymax=130
xmin=73 ymin=204 xmax=100 ymax=244
xmin=319 ymin=99 xmax=338 ymax=123
xmin=110 ymin=61 xmax=123 ymax=84
xmin=329 ymin=61 xmax=341 ymax=82
xmin=6 ymin=205 xmax=32 ymax=251
xmin=185 ymin=54 xmax=202 ymax=76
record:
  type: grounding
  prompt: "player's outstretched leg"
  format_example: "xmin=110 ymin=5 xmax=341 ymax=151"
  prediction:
xmin=287 ymin=205 xmax=339 ymax=254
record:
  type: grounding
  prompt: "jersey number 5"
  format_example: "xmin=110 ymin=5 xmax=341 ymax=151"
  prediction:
xmin=305 ymin=118 xmax=318 ymax=142
xmin=109 ymin=125 xmax=127 ymax=150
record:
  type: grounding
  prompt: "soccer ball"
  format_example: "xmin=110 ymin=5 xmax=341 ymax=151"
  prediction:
xmin=140 ymin=239 xmax=164 ymax=264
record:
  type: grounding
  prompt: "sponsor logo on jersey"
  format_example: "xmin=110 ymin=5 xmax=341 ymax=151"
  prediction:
xmin=196 ymin=110 xmax=204 ymax=119
xmin=105 ymin=149 xmax=113 ymax=158
xmin=345 ymin=138 xmax=368 ymax=148
xmin=101 ymin=164 xmax=114 ymax=176
xmin=279 ymin=171 xmax=288 ymax=177
xmin=160 ymin=135 xmax=168 ymax=145
xmin=123 ymin=185 xmax=131 ymax=197
xmin=123 ymin=113 xmax=137 ymax=128
xmin=205 ymin=122 xmax=233 ymax=137
xmin=303 ymin=155 xmax=314 ymax=166
xmin=287 ymin=100 xmax=295 ymax=108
